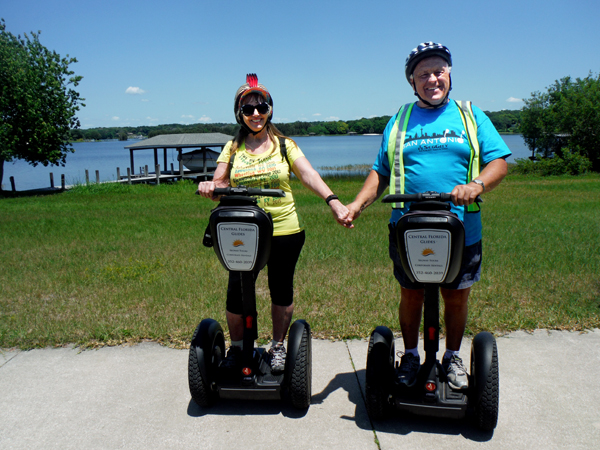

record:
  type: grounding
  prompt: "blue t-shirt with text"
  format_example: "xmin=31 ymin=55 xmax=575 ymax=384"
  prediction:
xmin=373 ymin=100 xmax=511 ymax=245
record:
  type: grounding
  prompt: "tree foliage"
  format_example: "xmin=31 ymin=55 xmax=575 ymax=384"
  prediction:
xmin=79 ymin=110 xmax=519 ymax=143
xmin=521 ymin=73 xmax=600 ymax=171
xmin=483 ymin=110 xmax=521 ymax=132
xmin=0 ymin=19 xmax=84 ymax=188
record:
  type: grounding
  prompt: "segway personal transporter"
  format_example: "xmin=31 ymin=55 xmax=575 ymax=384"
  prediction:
xmin=188 ymin=186 xmax=312 ymax=409
xmin=365 ymin=191 xmax=499 ymax=431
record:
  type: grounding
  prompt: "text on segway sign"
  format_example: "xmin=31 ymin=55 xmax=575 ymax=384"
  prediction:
xmin=404 ymin=229 xmax=452 ymax=283
xmin=217 ymin=223 xmax=260 ymax=271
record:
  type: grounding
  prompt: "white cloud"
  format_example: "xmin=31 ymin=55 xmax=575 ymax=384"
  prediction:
xmin=126 ymin=86 xmax=146 ymax=95
xmin=181 ymin=115 xmax=195 ymax=119
xmin=112 ymin=116 xmax=120 ymax=121
xmin=507 ymin=97 xmax=522 ymax=103
xmin=198 ymin=115 xmax=211 ymax=123
xmin=313 ymin=113 xmax=322 ymax=117
xmin=146 ymin=116 xmax=159 ymax=122
xmin=141 ymin=99 xmax=149 ymax=102
xmin=325 ymin=116 xmax=340 ymax=121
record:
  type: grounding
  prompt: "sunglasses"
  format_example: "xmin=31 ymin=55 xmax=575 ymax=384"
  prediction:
xmin=241 ymin=103 xmax=270 ymax=116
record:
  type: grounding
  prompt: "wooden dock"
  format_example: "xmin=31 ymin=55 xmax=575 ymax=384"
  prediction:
xmin=4 ymin=163 xmax=214 ymax=195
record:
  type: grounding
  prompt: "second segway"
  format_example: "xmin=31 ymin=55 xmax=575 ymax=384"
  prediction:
xmin=365 ymin=191 xmax=499 ymax=431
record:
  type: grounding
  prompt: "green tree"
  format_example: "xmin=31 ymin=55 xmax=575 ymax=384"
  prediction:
xmin=0 ymin=19 xmax=84 ymax=189
xmin=521 ymin=73 xmax=600 ymax=171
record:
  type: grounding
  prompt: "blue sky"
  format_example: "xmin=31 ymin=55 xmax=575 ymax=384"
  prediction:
xmin=2 ymin=0 xmax=598 ymax=129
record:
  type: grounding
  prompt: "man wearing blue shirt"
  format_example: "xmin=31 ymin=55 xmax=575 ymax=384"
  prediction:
xmin=347 ymin=42 xmax=511 ymax=390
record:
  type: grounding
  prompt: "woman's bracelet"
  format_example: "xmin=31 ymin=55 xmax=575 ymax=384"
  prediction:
xmin=325 ymin=194 xmax=339 ymax=205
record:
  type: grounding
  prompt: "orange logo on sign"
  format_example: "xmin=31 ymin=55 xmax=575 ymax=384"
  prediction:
xmin=422 ymin=248 xmax=435 ymax=256
xmin=233 ymin=240 xmax=244 ymax=247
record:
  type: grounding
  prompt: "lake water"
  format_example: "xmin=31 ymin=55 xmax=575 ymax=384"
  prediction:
xmin=2 ymin=134 xmax=531 ymax=191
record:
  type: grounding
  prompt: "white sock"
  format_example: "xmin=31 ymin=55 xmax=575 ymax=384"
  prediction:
xmin=271 ymin=340 xmax=284 ymax=348
xmin=444 ymin=349 xmax=460 ymax=360
xmin=231 ymin=340 xmax=243 ymax=349
xmin=405 ymin=347 xmax=419 ymax=357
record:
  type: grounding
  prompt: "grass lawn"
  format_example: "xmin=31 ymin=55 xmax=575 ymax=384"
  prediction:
xmin=1 ymin=174 xmax=599 ymax=349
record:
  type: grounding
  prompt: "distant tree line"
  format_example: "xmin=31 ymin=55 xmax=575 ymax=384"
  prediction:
xmin=74 ymin=110 xmax=522 ymax=142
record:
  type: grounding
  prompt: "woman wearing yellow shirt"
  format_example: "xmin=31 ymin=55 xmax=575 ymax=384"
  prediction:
xmin=197 ymin=74 xmax=351 ymax=373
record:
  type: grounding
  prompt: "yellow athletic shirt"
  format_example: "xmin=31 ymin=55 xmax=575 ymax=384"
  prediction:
xmin=217 ymin=138 xmax=305 ymax=236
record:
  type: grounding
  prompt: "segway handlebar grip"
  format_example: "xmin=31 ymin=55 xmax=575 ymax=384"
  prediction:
xmin=213 ymin=186 xmax=286 ymax=198
xmin=382 ymin=192 xmax=482 ymax=204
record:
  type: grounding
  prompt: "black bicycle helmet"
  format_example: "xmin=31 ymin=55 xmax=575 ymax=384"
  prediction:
xmin=405 ymin=42 xmax=452 ymax=83
xmin=405 ymin=42 xmax=453 ymax=108
xmin=233 ymin=74 xmax=273 ymax=133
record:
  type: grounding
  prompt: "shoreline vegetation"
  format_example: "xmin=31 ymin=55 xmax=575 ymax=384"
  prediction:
xmin=71 ymin=110 xmax=522 ymax=142
xmin=1 ymin=173 xmax=599 ymax=350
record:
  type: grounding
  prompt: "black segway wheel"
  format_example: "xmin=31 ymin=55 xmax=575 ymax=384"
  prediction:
xmin=188 ymin=318 xmax=225 ymax=407
xmin=365 ymin=326 xmax=395 ymax=420
xmin=470 ymin=331 xmax=499 ymax=431
xmin=286 ymin=320 xmax=312 ymax=409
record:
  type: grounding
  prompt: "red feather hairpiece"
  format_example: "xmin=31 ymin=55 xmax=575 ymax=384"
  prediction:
xmin=246 ymin=73 xmax=258 ymax=88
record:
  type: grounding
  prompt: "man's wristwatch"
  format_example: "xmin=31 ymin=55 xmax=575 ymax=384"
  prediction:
xmin=472 ymin=179 xmax=485 ymax=192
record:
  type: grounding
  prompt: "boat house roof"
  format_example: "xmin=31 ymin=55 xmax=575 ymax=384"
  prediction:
xmin=122 ymin=132 xmax=234 ymax=176
xmin=125 ymin=132 xmax=233 ymax=150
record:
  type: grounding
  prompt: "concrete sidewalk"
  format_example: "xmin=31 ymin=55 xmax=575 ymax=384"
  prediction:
xmin=1 ymin=330 xmax=599 ymax=449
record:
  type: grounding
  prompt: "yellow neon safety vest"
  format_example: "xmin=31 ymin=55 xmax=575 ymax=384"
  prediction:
xmin=387 ymin=100 xmax=480 ymax=211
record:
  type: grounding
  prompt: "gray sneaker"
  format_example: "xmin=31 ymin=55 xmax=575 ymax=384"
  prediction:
xmin=396 ymin=353 xmax=420 ymax=387
xmin=268 ymin=344 xmax=286 ymax=373
xmin=443 ymin=355 xmax=469 ymax=390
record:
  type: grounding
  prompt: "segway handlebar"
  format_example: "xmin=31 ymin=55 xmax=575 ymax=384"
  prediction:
xmin=213 ymin=186 xmax=286 ymax=198
xmin=382 ymin=191 xmax=482 ymax=203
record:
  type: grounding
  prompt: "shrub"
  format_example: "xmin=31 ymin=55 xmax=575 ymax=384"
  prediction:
xmin=509 ymin=148 xmax=592 ymax=176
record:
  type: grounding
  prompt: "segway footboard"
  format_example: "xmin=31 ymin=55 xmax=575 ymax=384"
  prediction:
xmin=217 ymin=347 xmax=284 ymax=401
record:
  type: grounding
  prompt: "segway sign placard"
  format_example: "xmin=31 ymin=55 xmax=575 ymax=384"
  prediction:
xmin=217 ymin=222 xmax=259 ymax=271
xmin=404 ymin=229 xmax=451 ymax=283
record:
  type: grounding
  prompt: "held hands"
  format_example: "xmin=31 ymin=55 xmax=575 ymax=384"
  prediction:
xmin=328 ymin=199 xmax=354 ymax=229
xmin=345 ymin=201 xmax=362 ymax=223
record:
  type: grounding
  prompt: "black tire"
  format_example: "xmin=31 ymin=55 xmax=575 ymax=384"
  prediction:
xmin=188 ymin=318 xmax=225 ymax=407
xmin=365 ymin=326 xmax=395 ymax=420
xmin=288 ymin=321 xmax=312 ymax=409
xmin=470 ymin=332 xmax=499 ymax=431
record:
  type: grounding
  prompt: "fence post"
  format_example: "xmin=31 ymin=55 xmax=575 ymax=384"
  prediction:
xmin=170 ymin=163 xmax=174 ymax=175
xmin=156 ymin=164 xmax=161 ymax=185
xmin=10 ymin=176 xmax=16 ymax=192
xmin=61 ymin=174 xmax=65 ymax=190
xmin=85 ymin=170 xmax=89 ymax=185
xmin=117 ymin=167 xmax=121 ymax=181
xmin=95 ymin=170 xmax=100 ymax=184
xmin=127 ymin=168 xmax=132 ymax=185
xmin=144 ymin=165 xmax=148 ymax=177
xmin=50 ymin=173 xmax=55 ymax=189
